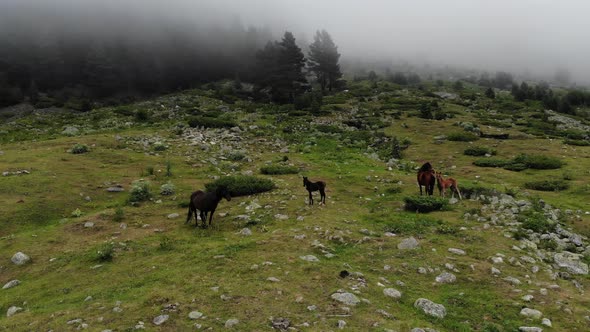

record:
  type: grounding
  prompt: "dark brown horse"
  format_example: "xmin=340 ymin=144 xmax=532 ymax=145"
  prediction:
xmin=186 ymin=186 xmax=231 ymax=228
xmin=417 ymin=162 xmax=436 ymax=196
xmin=303 ymin=176 xmax=326 ymax=205
xmin=435 ymin=171 xmax=462 ymax=200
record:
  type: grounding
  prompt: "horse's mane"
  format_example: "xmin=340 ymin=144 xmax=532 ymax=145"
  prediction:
xmin=418 ymin=162 xmax=433 ymax=172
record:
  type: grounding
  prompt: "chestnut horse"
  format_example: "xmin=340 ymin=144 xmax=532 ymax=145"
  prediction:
xmin=434 ymin=171 xmax=462 ymax=200
xmin=303 ymin=176 xmax=326 ymax=205
xmin=417 ymin=162 xmax=436 ymax=196
xmin=186 ymin=185 xmax=231 ymax=228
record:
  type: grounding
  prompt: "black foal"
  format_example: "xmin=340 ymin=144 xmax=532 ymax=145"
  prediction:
xmin=303 ymin=176 xmax=326 ymax=205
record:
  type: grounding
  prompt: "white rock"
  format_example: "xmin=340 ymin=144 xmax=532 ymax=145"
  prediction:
xmin=6 ymin=306 xmax=22 ymax=317
xmin=383 ymin=288 xmax=402 ymax=300
xmin=520 ymin=308 xmax=543 ymax=319
xmin=153 ymin=315 xmax=169 ymax=326
xmin=2 ymin=280 xmax=20 ymax=289
xmin=398 ymin=237 xmax=419 ymax=250
xmin=414 ymin=298 xmax=446 ymax=318
xmin=300 ymin=255 xmax=319 ymax=262
xmin=448 ymin=248 xmax=466 ymax=255
xmin=225 ymin=318 xmax=239 ymax=328
xmin=435 ymin=272 xmax=457 ymax=284
xmin=331 ymin=292 xmax=360 ymax=306
xmin=11 ymin=252 xmax=30 ymax=265
xmin=167 ymin=213 xmax=180 ymax=219
xmin=541 ymin=318 xmax=551 ymax=327
xmin=189 ymin=311 xmax=203 ymax=319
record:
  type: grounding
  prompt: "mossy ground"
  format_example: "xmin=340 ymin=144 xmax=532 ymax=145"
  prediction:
xmin=1 ymin=83 xmax=589 ymax=331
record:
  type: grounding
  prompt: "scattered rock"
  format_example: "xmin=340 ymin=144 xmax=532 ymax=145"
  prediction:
xmin=6 ymin=306 xmax=22 ymax=317
xmin=448 ymin=248 xmax=466 ymax=255
xmin=84 ymin=221 xmax=94 ymax=228
xmin=518 ymin=327 xmax=543 ymax=332
xmin=554 ymin=252 xmax=588 ymax=275
xmin=337 ymin=320 xmax=346 ymax=329
xmin=271 ymin=317 xmax=290 ymax=330
xmin=383 ymin=288 xmax=402 ymax=300
xmin=331 ymin=292 xmax=360 ymax=306
xmin=153 ymin=314 xmax=169 ymax=325
xmin=11 ymin=252 xmax=30 ymax=265
xmin=398 ymin=237 xmax=419 ymax=250
xmin=300 ymin=255 xmax=319 ymax=262
xmin=414 ymin=298 xmax=446 ymax=318
xmin=189 ymin=311 xmax=203 ymax=320
xmin=2 ymin=280 xmax=20 ymax=289
xmin=106 ymin=186 xmax=124 ymax=192
xmin=167 ymin=213 xmax=180 ymax=219
xmin=435 ymin=272 xmax=457 ymax=284
xmin=239 ymin=228 xmax=252 ymax=236
xmin=520 ymin=308 xmax=543 ymax=319
xmin=225 ymin=318 xmax=239 ymax=328
xmin=541 ymin=318 xmax=552 ymax=327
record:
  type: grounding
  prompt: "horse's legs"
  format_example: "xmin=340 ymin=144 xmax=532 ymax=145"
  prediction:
xmin=308 ymin=191 xmax=313 ymax=205
xmin=419 ymin=185 xmax=423 ymax=196
xmin=199 ymin=211 xmax=206 ymax=228
xmin=319 ymin=189 xmax=326 ymax=205
xmin=208 ymin=209 xmax=215 ymax=227
xmin=186 ymin=206 xmax=193 ymax=224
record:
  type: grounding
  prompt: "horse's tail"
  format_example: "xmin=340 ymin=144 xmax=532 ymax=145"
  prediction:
xmin=186 ymin=203 xmax=193 ymax=224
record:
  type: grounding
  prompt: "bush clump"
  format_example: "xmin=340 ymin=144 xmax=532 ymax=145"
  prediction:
xmin=472 ymin=158 xmax=509 ymax=168
xmin=128 ymin=180 xmax=152 ymax=203
xmin=518 ymin=210 xmax=556 ymax=234
xmin=404 ymin=196 xmax=449 ymax=213
xmin=93 ymin=243 xmax=114 ymax=262
xmin=512 ymin=154 xmax=564 ymax=170
xmin=160 ymin=182 xmax=176 ymax=195
xmin=188 ymin=116 xmax=236 ymax=129
xmin=464 ymin=146 xmax=496 ymax=156
xmin=260 ymin=165 xmax=299 ymax=175
xmin=563 ymin=139 xmax=590 ymax=146
xmin=382 ymin=214 xmax=442 ymax=235
xmin=71 ymin=143 xmax=89 ymax=154
xmin=447 ymin=132 xmax=479 ymax=142
xmin=524 ymin=180 xmax=569 ymax=191
xmin=205 ymin=175 xmax=275 ymax=197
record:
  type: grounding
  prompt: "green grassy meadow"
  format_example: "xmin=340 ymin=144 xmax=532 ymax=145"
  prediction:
xmin=1 ymin=82 xmax=590 ymax=331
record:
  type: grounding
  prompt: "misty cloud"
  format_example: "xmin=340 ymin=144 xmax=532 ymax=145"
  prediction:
xmin=1 ymin=0 xmax=590 ymax=83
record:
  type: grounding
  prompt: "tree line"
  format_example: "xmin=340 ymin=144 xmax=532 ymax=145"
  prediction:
xmin=0 ymin=14 xmax=342 ymax=109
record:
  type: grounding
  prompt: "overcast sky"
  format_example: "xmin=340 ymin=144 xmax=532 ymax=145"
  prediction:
xmin=3 ymin=0 xmax=590 ymax=83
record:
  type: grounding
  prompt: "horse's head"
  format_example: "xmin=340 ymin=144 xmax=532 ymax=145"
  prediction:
xmin=302 ymin=176 xmax=308 ymax=186
xmin=216 ymin=185 xmax=232 ymax=201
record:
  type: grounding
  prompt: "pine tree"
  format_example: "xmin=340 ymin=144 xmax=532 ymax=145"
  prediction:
xmin=276 ymin=32 xmax=307 ymax=102
xmin=308 ymin=30 xmax=342 ymax=93
xmin=485 ymin=87 xmax=495 ymax=99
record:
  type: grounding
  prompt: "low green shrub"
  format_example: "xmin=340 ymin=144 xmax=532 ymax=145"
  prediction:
xmin=113 ymin=207 xmax=125 ymax=222
xmin=403 ymin=196 xmax=449 ymax=213
xmin=381 ymin=214 xmax=442 ymax=235
xmin=160 ymin=182 xmax=176 ymax=195
xmin=128 ymin=180 xmax=152 ymax=203
xmin=384 ymin=186 xmax=403 ymax=194
xmin=227 ymin=151 xmax=246 ymax=161
xmin=518 ymin=210 xmax=556 ymax=234
xmin=524 ymin=180 xmax=569 ymax=191
xmin=260 ymin=165 xmax=299 ymax=175
xmin=205 ymin=175 xmax=275 ymax=197
xmin=447 ymin=132 xmax=479 ymax=142
xmin=71 ymin=143 xmax=89 ymax=154
xmin=93 ymin=243 xmax=114 ymax=262
xmin=464 ymin=146 xmax=496 ymax=156
xmin=513 ymin=154 xmax=564 ymax=170
xmin=188 ymin=116 xmax=237 ymax=129
xmin=473 ymin=158 xmax=509 ymax=168
xmin=539 ymin=238 xmax=558 ymax=251
xmin=563 ymin=139 xmax=590 ymax=146
xmin=460 ymin=184 xmax=501 ymax=198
